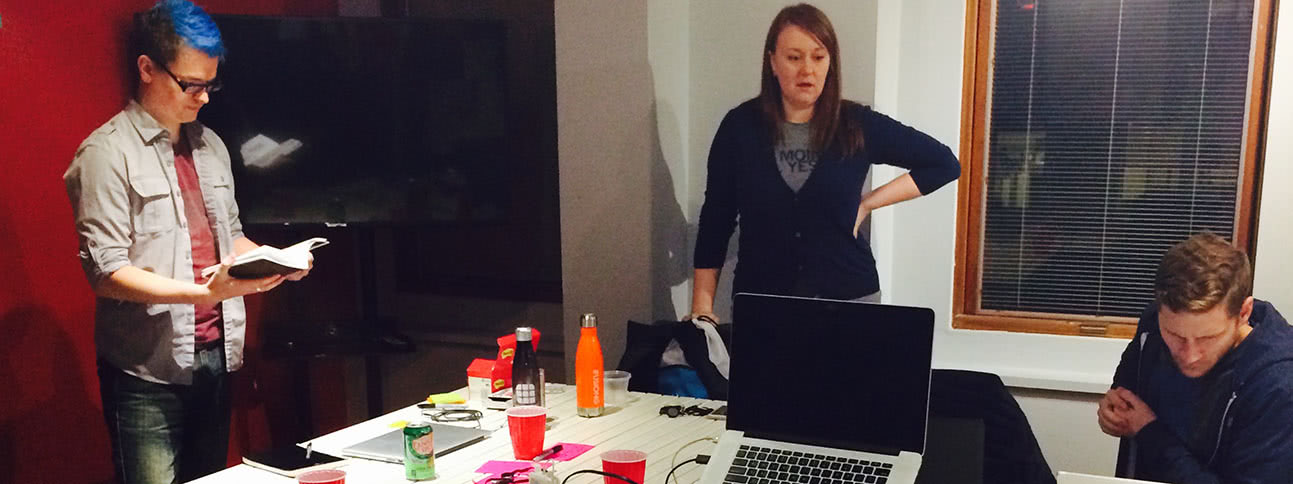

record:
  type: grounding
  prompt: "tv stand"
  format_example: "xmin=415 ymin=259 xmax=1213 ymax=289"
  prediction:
xmin=262 ymin=318 xmax=414 ymax=434
xmin=257 ymin=224 xmax=415 ymax=440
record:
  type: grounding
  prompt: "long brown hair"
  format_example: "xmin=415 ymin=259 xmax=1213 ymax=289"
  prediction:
xmin=759 ymin=4 xmax=864 ymax=157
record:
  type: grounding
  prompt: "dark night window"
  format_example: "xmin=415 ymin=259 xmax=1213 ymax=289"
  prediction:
xmin=954 ymin=0 xmax=1273 ymax=337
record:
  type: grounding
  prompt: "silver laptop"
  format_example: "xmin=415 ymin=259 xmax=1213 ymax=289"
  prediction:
xmin=342 ymin=423 xmax=491 ymax=463
xmin=699 ymin=294 xmax=935 ymax=484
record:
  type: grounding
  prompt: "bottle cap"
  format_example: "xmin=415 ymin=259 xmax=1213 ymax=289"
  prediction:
xmin=515 ymin=327 xmax=533 ymax=341
xmin=580 ymin=313 xmax=597 ymax=328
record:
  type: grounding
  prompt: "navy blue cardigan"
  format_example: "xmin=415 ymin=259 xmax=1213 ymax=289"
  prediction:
xmin=694 ymin=99 xmax=960 ymax=299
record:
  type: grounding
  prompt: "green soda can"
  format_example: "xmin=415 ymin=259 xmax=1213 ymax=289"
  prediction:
xmin=404 ymin=421 xmax=435 ymax=480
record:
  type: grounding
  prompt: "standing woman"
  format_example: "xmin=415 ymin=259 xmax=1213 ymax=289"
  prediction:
xmin=690 ymin=4 xmax=960 ymax=322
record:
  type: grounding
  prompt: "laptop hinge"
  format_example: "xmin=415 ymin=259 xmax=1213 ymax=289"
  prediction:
xmin=743 ymin=431 xmax=903 ymax=457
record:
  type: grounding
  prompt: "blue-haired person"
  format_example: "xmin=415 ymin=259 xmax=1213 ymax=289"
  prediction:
xmin=63 ymin=1 xmax=310 ymax=482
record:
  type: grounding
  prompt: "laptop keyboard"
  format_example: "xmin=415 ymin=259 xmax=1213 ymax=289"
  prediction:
xmin=723 ymin=445 xmax=892 ymax=484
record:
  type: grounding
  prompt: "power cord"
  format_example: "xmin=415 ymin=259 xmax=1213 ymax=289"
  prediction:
xmin=670 ymin=437 xmax=719 ymax=484
xmin=559 ymin=469 xmax=640 ymax=484
xmin=555 ymin=454 xmax=710 ymax=484
xmin=665 ymin=456 xmax=709 ymax=484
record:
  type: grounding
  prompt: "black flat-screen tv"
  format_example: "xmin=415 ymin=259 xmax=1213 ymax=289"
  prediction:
xmin=200 ymin=15 xmax=509 ymax=225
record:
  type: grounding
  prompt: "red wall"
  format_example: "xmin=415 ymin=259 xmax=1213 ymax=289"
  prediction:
xmin=0 ymin=1 xmax=337 ymax=483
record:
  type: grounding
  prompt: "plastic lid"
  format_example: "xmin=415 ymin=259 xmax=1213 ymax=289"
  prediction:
xmin=516 ymin=327 xmax=533 ymax=341
xmin=581 ymin=313 xmax=598 ymax=328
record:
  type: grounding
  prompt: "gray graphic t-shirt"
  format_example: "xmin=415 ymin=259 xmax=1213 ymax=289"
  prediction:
xmin=776 ymin=121 xmax=817 ymax=193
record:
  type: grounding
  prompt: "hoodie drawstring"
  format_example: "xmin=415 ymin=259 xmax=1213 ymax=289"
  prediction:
xmin=1207 ymin=392 xmax=1238 ymax=467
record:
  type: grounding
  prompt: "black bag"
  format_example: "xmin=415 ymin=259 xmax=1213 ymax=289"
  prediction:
xmin=617 ymin=319 xmax=732 ymax=400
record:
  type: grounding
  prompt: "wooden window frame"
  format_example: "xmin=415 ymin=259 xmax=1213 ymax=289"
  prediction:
xmin=953 ymin=0 xmax=1276 ymax=339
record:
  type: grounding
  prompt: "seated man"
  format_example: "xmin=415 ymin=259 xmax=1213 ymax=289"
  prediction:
xmin=1099 ymin=232 xmax=1293 ymax=483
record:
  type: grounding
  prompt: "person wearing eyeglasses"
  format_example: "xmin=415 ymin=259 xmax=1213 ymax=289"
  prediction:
xmin=62 ymin=1 xmax=309 ymax=483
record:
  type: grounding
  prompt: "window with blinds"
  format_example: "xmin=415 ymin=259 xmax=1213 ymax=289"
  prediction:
xmin=954 ymin=0 xmax=1271 ymax=336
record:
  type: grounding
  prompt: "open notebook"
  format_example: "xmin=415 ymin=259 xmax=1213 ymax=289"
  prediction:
xmin=201 ymin=237 xmax=328 ymax=279
xmin=242 ymin=444 xmax=346 ymax=478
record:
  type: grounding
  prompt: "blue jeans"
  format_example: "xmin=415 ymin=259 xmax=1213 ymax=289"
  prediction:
xmin=98 ymin=345 xmax=232 ymax=484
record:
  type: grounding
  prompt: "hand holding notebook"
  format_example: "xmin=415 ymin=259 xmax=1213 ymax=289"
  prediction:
xmin=202 ymin=237 xmax=328 ymax=279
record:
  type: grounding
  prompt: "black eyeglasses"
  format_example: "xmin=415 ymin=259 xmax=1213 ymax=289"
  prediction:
xmin=152 ymin=57 xmax=222 ymax=95
xmin=486 ymin=470 xmax=531 ymax=484
xmin=659 ymin=404 xmax=715 ymax=418
xmin=425 ymin=409 xmax=484 ymax=428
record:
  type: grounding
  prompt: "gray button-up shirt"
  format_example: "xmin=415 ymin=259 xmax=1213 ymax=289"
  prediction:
xmin=64 ymin=100 xmax=247 ymax=385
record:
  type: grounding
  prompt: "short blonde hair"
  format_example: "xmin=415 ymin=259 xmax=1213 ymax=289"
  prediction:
xmin=1155 ymin=232 xmax=1252 ymax=316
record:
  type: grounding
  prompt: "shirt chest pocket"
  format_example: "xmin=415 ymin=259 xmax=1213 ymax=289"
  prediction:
xmin=204 ymin=169 xmax=233 ymax=227
xmin=129 ymin=176 xmax=176 ymax=234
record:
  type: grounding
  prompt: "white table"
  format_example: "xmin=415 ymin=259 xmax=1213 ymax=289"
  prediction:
xmin=192 ymin=385 xmax=727 ymax=484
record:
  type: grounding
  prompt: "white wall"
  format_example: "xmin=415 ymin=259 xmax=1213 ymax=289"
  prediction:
xmin=648 ymin=0 xmax=694 ymax=321
xmin=1254 ymin=2 xmax=1293 ymax=313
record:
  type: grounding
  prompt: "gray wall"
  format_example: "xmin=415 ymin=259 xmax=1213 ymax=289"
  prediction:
xmin=555 ymin=0 xmax=655 ymax=376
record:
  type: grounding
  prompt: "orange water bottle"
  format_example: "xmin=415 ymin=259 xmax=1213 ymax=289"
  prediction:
xmin=575 ymin=313 xmax=604 ymax=417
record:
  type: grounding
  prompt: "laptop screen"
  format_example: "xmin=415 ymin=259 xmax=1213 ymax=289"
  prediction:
xmin=729 ymin=294 xmax=934 ymax=455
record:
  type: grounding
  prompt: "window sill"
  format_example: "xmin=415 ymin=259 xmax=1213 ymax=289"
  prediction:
xmin=935 ymin=360 xmax=1112 ymax=394
xmin=932 ymin=327 xmax=1127 ymax=395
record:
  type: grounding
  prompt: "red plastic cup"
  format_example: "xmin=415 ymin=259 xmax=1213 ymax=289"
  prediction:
xmin=298 ymin=469 xmax=345 ymax=484
xmin=507 ymin=405 xmax=547 ymax=460
xmin=601 ymin=450 xmax=647 ymax=484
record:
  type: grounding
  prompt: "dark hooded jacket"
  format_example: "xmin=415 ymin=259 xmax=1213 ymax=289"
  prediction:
xmin=1113 ymin=300 xmax=1293 ymax=484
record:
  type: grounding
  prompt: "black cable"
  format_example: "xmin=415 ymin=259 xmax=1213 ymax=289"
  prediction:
xmin=560 ymin=469 xmax=640 ymax=484
xmin=427 ymin=409 xmax=484 ymax=429
xmin=665 ymin=457 xmax=703 ymax=484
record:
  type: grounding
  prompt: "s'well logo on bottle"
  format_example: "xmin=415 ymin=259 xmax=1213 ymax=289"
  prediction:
xmin=576 ymin=313 xmax=605 ymax=417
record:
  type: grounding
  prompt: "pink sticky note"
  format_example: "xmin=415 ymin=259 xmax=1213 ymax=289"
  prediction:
xmin=475 ymin=460 xmax=535 ymax=476
xmin=472 ymin=443 xmax=598 ymax=484
xmin=546 ymin=442 xmax=595 ymax=462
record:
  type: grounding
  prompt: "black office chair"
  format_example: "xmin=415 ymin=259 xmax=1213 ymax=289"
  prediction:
xmin=924 ymin=370 xmax=1057 ymax=484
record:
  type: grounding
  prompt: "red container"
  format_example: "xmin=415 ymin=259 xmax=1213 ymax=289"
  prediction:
xmin=601 ymin=450 xmax=647 ymax=484
xmin=493 ymin=329 xmax=542 ymax=391
xmin=506 ymin=405 xmax=547 ymax=460
xmin=297 ymin=469 xmax=345 ymax=484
